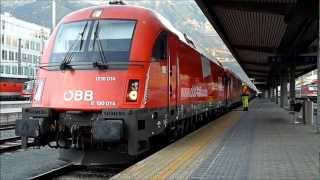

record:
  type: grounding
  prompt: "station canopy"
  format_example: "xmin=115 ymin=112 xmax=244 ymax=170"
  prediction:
xmin=196 ymin=0 xmax=319 ymax=90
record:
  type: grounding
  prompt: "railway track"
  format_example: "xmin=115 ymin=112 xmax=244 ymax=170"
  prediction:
xmin=0 ymin=100 xmax=30 ymax=128
xmin=0 ymin=123 xmax=15 ymax=131
xmin=0 ymin=136 xmax=22 ymax=153
xmin=28 ymin=164 xmax=128 ymax=180
xmin=28 ymin=163 xmax=79 ymax=180
xmin=0 ymin=136 xmax=33 ymax=153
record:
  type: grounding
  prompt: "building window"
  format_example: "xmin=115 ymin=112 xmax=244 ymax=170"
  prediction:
xmin=0 ymin=65 xmax=4 ymax=73
xmin=32 ymin=55 xmax=37 ymax=64
xmin=25 ymin=40 xmax=29 ymax=49
xmin=5 ymin=65 xmax=10 ymax=74
xmin=5 ymin=35 xmax=11 ymax=46
xmin=36 ymin=43 xmax=40 ymax=51
xmin=8 ymin=51 xmax=14 ymax=61
xmin=22 ymin=53 xmax=26 ymax=62
xmin=27 ymin=54 xmax=32 ymax=63
xmin=1 ymin=34 xmax=4 ymax=44
xmin=12 ymin=66 xmax=17 ymax=75
xmin=20 ymin=39 xmax=24 ymax=49
xmin=18 ymin=66 xmax=22 ymax=75
xmin=1 ymin=50 xmax=7 ymax=60
xmin=30 ymin=41 xmax=35 ymax=50
xmin=15 ymin=52 xmax=19 ymax=61
xmin=11 ymin=36 xmax=17 ymax=47
xmin=30 ymin=68 xmax=34 ymax=76
xmin=24 ymin=67 xmax=28 ymax=75
xmin=1 ymin=20 xmax=5 ymax=30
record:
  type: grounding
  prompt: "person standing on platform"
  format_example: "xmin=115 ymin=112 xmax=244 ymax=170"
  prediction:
xmin=241 ymin=83 xmax=250 ymax=111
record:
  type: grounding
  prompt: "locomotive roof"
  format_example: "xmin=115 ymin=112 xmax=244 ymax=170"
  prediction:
xmin=60 ymin=4 xmax=226 ymax=71
xmin=61 ymin=5 xmax=191 ymax=46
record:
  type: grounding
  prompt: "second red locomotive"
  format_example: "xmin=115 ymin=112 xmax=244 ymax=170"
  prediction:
xmin=16 ymin=4 xmax=250 ymax=165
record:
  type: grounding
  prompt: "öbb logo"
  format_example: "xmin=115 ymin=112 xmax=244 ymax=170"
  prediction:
xmin=64 ymin=90 xmax=94 ymax=101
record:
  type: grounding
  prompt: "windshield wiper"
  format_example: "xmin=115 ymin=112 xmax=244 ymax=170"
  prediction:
xmin=92 ymin=20 xmax=108 ymax=69
xmin=60 ymin=21 xmax=89 ymax=70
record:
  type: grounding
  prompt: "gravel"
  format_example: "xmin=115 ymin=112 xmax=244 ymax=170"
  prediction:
xmin=0 ymin=147 xmax=67 ymax=180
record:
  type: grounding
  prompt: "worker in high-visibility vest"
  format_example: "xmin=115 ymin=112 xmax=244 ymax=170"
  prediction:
xmin=241 ymin=83 xmax=250 ymax=111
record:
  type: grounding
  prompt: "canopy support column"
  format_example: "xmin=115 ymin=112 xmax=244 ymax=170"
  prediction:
xmin=280 ymin=71 xmax=288 ymax=108
xmin=276 ymin=84 xmax=279 ymax=105
xmin=289 ymin=64 xmax=296 ymax=111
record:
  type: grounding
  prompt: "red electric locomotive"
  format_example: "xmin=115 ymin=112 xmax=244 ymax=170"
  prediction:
xmin=16 ymin=3 xmax=246 ymax=165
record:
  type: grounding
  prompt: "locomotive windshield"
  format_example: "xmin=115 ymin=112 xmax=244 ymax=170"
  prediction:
xmin=51 ymin=20 xmax=136 ymax=66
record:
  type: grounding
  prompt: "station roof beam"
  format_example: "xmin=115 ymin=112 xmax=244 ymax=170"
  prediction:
xmin=196 ymin=0 xmax=319 ymax=90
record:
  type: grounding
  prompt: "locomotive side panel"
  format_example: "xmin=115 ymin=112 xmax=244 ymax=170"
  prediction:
xmin=231 ymin=75 xmax=241 ymax=104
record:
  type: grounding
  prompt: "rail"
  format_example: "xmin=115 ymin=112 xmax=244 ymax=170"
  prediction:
xmin=0 ymin=136 xmax=22 ymax=153
xmin=0 ymin=123 xmax=16 ymax=131
xmin=0 ymin=136 xmax=34 ymax=154
xmin=28 ymin=163 xmax=78 ymax=180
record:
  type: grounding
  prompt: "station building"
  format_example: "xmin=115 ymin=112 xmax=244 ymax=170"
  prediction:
xmin=0 ymin=12 xmax=50 ymax=80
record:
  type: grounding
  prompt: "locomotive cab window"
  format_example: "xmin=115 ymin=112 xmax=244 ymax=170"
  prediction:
xmin=152 ymin=32 xmax=167 ymax=60
xmin=51 ymin=20 xmax=136 ymax=66
xmin=201 ymin=56 xmax=211 ymax=79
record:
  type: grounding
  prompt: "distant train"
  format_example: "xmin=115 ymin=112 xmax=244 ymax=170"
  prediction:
xmin=301 ymin=80 xmax=317 ymax=97
xmin=0 ymin=80 xmax=34 ymax=100
xmin=296 ymin=79 xmax=317 ymax=100
xmin=16 ymin=3 xmax=255 ymax=165
xmin=21 ymin=80 xmax=34 ymax=98
xmin=0 ymin=81 xmax=23 ymax=98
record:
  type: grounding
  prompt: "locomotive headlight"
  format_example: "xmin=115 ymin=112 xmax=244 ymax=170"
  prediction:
xmin=127 ymin=80 xmax=139 ymax=102
xmin=91 ymin=9 xmax=103 ymax=18
xmin=128 ymin=91 xmax=138 ymax=101
xmin=33 ymin=79 xmax=45 ymax=102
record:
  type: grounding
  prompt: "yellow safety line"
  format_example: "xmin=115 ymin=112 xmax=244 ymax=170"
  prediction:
xmin=150 ymin=113 xmax=239 ymax=180
xmin=112 ymin=112 xmax=240 ymax=180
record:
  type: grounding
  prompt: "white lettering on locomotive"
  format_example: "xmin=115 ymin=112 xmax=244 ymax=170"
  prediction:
xmin=64 ymin=90 xmax=94 ymax=101
xmin=90 ymin=100 xmax=116 ymax=106
xmin=96 ymin=100 xmax=116 ymax=106
xmin=181 ymin=86 xmax=208 ymax=98
xmin=84 ymin=90 xmax=94 ymax=101
xmin=96 ymin=76 xmax=116 ymax=81
xmin=74 ymin=90 xmax=83 ymax=101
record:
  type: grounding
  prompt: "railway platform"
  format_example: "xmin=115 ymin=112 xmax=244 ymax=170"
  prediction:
xmin=112 ymin=99 xmax=320 ymax=179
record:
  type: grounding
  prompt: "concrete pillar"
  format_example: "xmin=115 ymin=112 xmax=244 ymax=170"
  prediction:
xmin=265 ymin=89 xmax=269 ymax=99
xmin=280 ymin=72 xmax=288 ymax=108
xmin=289 ymin=65 xmax=296 ymax=111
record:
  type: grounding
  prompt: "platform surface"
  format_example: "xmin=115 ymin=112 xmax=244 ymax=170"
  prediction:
xmin=112 ymin=99 xmax=320 ymax=180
